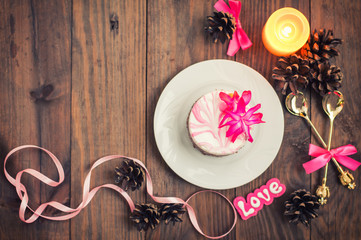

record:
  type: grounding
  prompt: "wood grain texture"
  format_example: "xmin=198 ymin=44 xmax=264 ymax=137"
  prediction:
xmin=0 ymin=0 xmax=71 ymax=239
xmin=310 ymin=1 xmax=361 ymax=239
xmin=1 ymin=0 xmax=361 ymax=239
xmin=71 ymin=0 xmax=146 ymax=239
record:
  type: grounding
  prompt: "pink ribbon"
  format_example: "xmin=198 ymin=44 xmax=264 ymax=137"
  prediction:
xmin=4 ymin=145 xmax=237 ymax=239
xmin=214 ymin=0 xmax=252 ymax=56
xmin=303 ymin=144 xmax=361 ymax=174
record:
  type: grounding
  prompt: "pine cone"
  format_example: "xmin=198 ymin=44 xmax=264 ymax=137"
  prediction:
xmin=272 ymin=54 xmax=310 ymax=95
xmin=205 ymin=11 xmax=236 ymax=43
xmin=310 ymin=62 xmax=343 ymax=96
xmin=284 ymin=189 xmax=320 ymax=226
xmin=160 ymin=203 xmax=186 ymax=225
xmin=130 ymin=204 xmax=161 ymax=231
xmin=115 ymin=160 xmax=145 ymax=191
xmin=300 ymin=29 xmax=342 ymax=65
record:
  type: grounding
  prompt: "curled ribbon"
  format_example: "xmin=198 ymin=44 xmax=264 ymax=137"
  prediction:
xmin=303 ymin=144 xmax=361 ymax=174
xmin=4 ymin=145 xmax=237 ymax=239
xmin=214 ymin=0 xmax=252 ymax=56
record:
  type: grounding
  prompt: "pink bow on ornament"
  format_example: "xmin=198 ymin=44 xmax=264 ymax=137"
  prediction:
xmin=219 ymin=91 xmax=264 ymax=143
xmin=214 ymin=0 xmax=252 ymax=56
xmin=303 ymin=144 xmax=361 ymax=174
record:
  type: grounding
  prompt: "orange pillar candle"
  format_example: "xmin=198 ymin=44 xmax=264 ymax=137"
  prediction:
xmin=262 ymin=7 xmax=310 ymax=56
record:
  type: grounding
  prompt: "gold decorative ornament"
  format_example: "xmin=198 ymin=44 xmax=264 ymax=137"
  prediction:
xmin=285 ymin=92 xmax=356 ymax=189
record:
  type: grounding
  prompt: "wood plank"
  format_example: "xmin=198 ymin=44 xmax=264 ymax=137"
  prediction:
xmin=235 ymin=1 xmax=311 ymax=239
xmin=146 ymin=0 xmax=236 ymax=239
xmin=71 ymin=0 xmax=146 ymax=239
xmin=0 ymin=0 xmax=71 ymax=239
xmin=310 ymin=0 xmax=361 ymax=239
xmin=0 ymin=0 xmax=360 ymax=239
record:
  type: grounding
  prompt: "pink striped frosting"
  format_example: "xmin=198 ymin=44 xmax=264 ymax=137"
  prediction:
xmin=188 ymin=91 xmax=247 ymax=156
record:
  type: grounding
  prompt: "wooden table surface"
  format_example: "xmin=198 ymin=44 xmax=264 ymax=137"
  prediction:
xmin=1 ymin=0 xmax=361 ymax=239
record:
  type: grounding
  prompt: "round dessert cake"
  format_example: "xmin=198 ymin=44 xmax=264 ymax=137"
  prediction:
xmin=187 ymin=90 xmax=248 ymax=156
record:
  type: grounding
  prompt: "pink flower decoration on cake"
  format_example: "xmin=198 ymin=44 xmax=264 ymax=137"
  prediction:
xmin=219 ymin=91 xmax=240 ymax=112
xmin=219 ymin=91 xmax=265 ymax=143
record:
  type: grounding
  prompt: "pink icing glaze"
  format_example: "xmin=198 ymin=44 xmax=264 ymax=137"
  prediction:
xmin=233 ymin=178 xmax=286 ymax=220
xmin=188 ymin=91 xmax=247 ymax=156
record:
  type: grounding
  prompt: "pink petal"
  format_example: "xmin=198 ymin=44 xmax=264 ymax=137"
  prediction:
xmin=244 ymin=113 xmax=265 ymax=125
xmin=226 ymin=122 xmax=243 ymax=136
xmin=248 ymin=113 xmax=263 ymax=121
xmin=235 ymin=91 xmax=251 ymax=114
xmin=233 ymin=91 xmax=240 ymax=100
xmin=219 ymin=102 xmax=227 ymax=112
xmin=229 ymin=128 xmax=240 ymax=142
xmin=226 ymin=111 xmax=242 ymax=121
xmin=220 ymin=118 xmax=237 ymax=128
xmin=244 ymin=119 xmax=264 ymax=126
xmin=231 ymin=132 xmax=238 ymax=142
xmin=236 ymin=98 xmax=246 ymax=113
xmin=219 ymin=114 xmax=228 ymax=127
xmin=245 ymin=126 xmax=253 ymax=142
xmin=219 ymin=111 xmax=238 ymax=127
xmin=219 ymin=92 xmax=232 ymax=104
xmin=231 ymin=127 xmax=246 ymax=143
xmin=243 ymin=104 xmax=261 ymax=119
xmin=241 ymin=91 xmax=251 ymax=105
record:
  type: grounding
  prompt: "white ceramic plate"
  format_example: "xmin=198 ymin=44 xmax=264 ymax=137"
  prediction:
xmin=154 ymin=60 xmax=284 ymax=190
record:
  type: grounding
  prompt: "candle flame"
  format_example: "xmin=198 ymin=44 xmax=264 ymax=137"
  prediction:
xmin=282 ymin=26 xmax=292 ymax=38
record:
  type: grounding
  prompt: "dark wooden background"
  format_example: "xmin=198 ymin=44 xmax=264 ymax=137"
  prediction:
xmin=1 ymin=0 xmax=360 ymax=239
